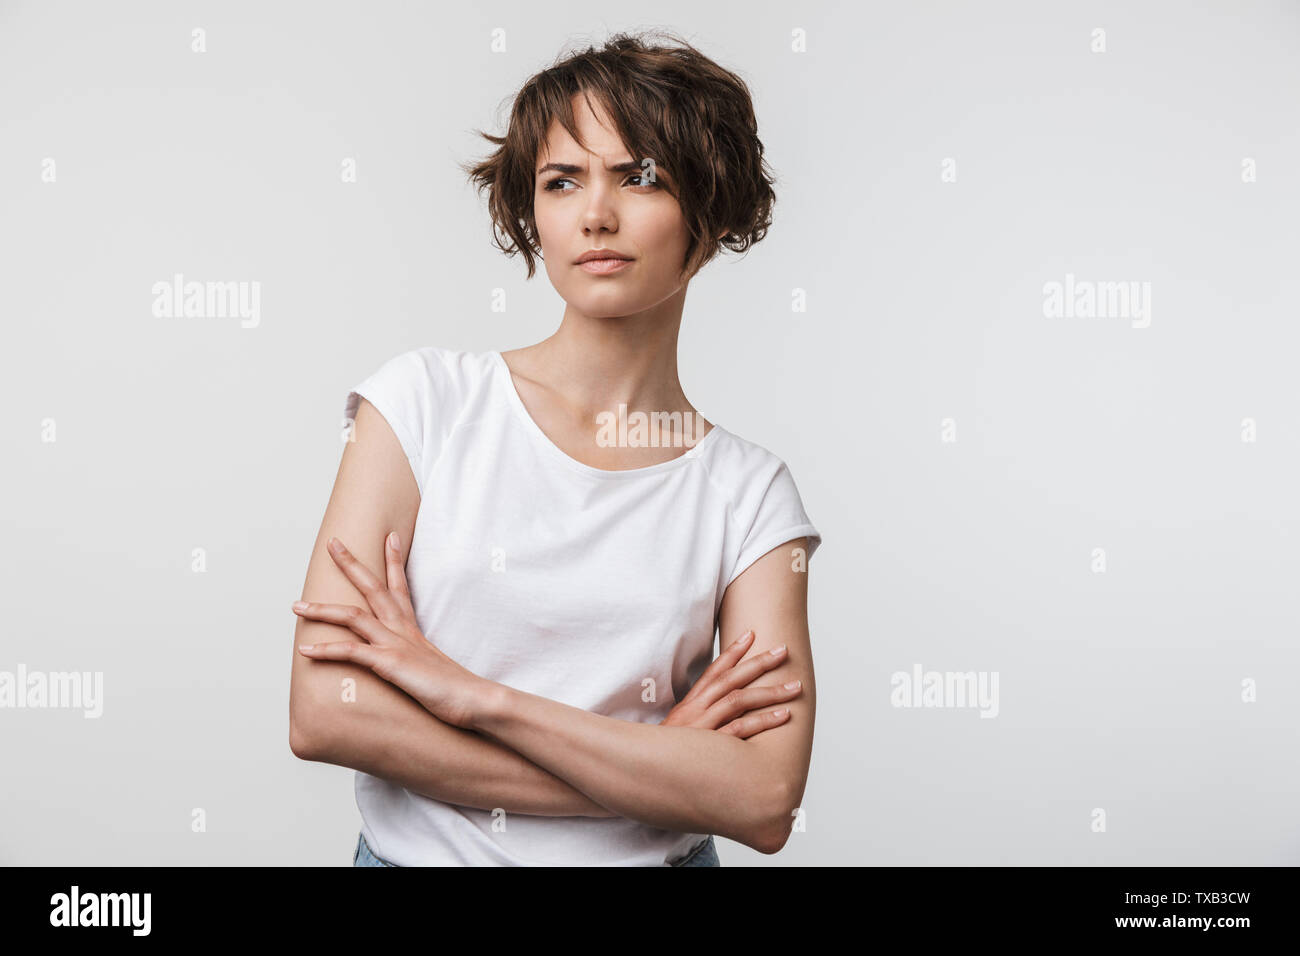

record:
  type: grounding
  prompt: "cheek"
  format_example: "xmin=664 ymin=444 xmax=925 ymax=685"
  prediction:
xmin=533 ymin=198 xmax=557 ymax=246
xmin=635 ymin=207 xmax=690 ymax=264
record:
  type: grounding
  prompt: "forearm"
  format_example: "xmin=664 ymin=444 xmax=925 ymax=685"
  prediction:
xmin=471 ymin=683 xmax=783 ymax=849
xmin=294 ymin=665 xmax=618 ymax=818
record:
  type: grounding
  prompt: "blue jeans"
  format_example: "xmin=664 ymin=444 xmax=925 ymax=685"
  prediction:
xmin=352 ymin=831 xmax=720 ymax=867
xmin=353 ymin=832 xmax=397 ymax=867
xmin=667 ymin=834 xmax=720 ymax=867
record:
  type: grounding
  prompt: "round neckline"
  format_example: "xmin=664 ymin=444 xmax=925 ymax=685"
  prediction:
xmin=490 ymin=350 xmax=723 ymax=479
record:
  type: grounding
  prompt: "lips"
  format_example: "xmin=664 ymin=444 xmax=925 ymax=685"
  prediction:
xmin=577 ymin=257 xmax=634 ymax=275
xmin=575 ymin=249 xmax=634 ymax=264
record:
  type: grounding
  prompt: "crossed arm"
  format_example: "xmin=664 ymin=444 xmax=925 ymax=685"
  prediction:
xmin=289 ymin=398 xmax=815 ymax=853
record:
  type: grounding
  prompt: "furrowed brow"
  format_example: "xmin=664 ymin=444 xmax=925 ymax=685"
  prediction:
xmin=536 ymin=159 xmax=645 ymax=177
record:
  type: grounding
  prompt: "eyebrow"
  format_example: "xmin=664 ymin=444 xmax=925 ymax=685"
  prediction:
xmin=536 ymin=160 xmax=644 ymax=177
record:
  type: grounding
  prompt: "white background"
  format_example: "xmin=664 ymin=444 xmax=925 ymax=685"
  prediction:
xmin=2 ymin=0 xmax=1297 ymax=864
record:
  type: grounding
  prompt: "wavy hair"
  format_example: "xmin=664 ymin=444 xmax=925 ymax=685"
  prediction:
xmin=461 ymin=30 xmax=777 ymax=280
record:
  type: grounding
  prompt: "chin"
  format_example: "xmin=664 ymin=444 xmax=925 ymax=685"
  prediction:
xmin=574 ymin=301 xmax=640 ymax=320
xmin=564 ymin=288 xmax=647 ymax=316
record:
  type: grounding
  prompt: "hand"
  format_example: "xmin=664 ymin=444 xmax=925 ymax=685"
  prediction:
xmin=292 ymin=532 xmax=492 ymax=729
xmin=661 ymin=630 xmax=801 ymax=738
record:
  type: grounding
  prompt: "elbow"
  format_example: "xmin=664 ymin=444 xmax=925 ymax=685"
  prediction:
xmin=288 ymin=687 xmax=329 ymax=762
xmin=289 ymin=715 xmax=320 ymax=761
xmin=748 ymin=778 xmax=797 ymax=856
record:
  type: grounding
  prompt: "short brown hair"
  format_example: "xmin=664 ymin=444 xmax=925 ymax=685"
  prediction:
xmin=461 ymin=30 xmax=777 ymax=280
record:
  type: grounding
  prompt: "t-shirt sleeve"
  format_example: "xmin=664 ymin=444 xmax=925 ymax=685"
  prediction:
xmin=725 ymin=458 xmax=822 ymax=589
xmin=342 ymin=348 xmax=441 ymax=492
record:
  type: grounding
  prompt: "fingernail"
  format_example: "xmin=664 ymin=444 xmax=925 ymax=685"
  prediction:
xmin=298 ymin=644 xmax=314 ymax=651
xmin=770 ymin=644 xmax=786 ymax=656
xmin=388 ymin=531 xmax=399 ymax=549
xmin=328 ymin=537 xmax=339 ymax=551
xmin=740 ymin=630 xmax=754 ymax=643
xmin=292 ymin=601 xmax=308 ymax=611
xmin=784 ymin=680 xmax=801 ymax=690
xmin=772 ymin=708 xmax=788 ymax=718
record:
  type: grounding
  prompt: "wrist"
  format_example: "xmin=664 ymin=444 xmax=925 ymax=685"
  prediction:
xmin=468 ymin=678 xmax=515 ymax=734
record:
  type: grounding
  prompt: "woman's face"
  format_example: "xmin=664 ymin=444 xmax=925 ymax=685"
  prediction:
xmin=533 ymin=93 xmax=694 ymax=319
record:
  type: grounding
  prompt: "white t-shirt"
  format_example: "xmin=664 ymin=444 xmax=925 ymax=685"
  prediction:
xmin=341 ymin=347 xmax=822 ymax=866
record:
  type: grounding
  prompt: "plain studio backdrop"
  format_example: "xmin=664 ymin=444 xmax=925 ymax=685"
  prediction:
xmin=2 ymin=0 xmax=1297 ymax=865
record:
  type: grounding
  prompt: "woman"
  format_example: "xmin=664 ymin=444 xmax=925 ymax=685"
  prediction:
xmin=288 ymin=31 xmax=822 ymax=867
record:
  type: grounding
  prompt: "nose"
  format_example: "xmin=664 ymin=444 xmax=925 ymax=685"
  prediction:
xmin=580 ymin=181 xmax=618 ymax=235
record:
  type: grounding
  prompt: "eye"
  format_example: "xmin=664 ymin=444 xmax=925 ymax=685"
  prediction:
xmin=541 ymin=174 xmax=660 ymax=192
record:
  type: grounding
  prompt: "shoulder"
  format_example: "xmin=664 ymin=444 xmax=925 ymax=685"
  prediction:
xmin=343 ymin=346 xmax=498 ymax=444
xmin=347 ymin=346 xmax=496 ymax=410
xmin=419 ymin=346 xmax=498 ymax=384
xmin=697 ymin=426 xmax=822 ymax=585
xmin=342 ymin=347 xmax=501 ymax=488
xmin=372 ymin=346 xmax=494 ymax=391
xmin=695 ymin=425 xmax=801 ymax=501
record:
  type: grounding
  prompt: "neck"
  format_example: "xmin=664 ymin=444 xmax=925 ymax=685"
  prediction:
xmin=524 ymin=286 xmax=694 ymax=416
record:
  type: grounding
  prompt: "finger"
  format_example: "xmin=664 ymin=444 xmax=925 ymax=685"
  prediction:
xmin=708 ymin=680 xmax=802 ymax=723
xmin=325 ymin=537 xmax=395 ymax=610
xmin=718 ymin=707 xmax=791 ymax=739
xmin=698 ymin=643 xmax=789 ymax=708
xmin=291 ymin=601 xmax=392 ymax=645
xmin=681 ymin=630 xmax=754 ymax=704
xmin=383 ymin=531 xmax=417 ymax=619
xmin=296 ymin=640 xmax=383 ymax=669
